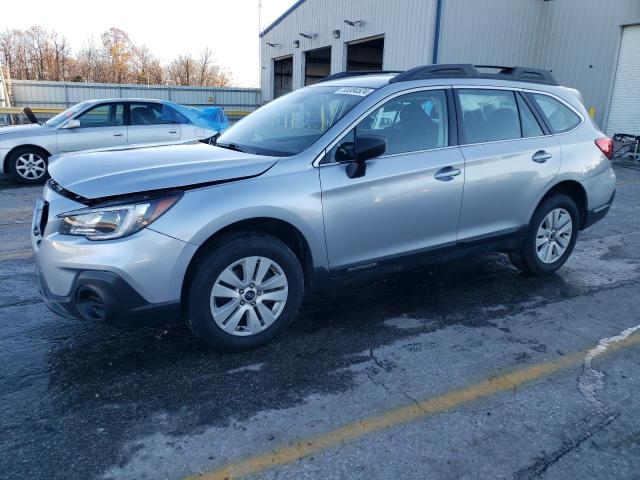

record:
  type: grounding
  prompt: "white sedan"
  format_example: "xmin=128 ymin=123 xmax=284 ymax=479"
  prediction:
xmin=0 ymin=99 xmax=227 ymax=183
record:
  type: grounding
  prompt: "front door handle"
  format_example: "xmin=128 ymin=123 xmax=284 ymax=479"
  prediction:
xmin=113 ymin=132 xmax=124 ymax=137
xmin=434 ymin=166 xmax=461 ymax=181
xmin=532 ymin=150 xmax=552 ymax=163
xmin=169 ymin=129 xmax=178 ymax=134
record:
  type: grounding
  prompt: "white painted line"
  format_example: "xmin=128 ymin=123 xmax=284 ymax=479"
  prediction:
xmin=227 ymin=363 xmax=265 ymax=374
xmin=578 ymin=323 xmax=640 ymax=409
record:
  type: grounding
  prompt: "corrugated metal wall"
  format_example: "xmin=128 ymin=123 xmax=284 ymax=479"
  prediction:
xmin=439 ymin=0 xmax=640 ymax=126
xmin=11 ymin=80 xmax=261 ymax=113
xmin=260 ymin=0 xmax=438 ymax=102
xmin=437 ymin=0 xmax=546 ymax=67
xmin=261 ymin=0 xmax=640 ymax=128
xmin=539 ymin=1 xmax=639 ymax=128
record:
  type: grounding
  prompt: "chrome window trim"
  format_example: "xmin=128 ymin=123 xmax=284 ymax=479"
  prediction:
xmin=312 ymin=85 xmax=452 ymax=167
xmin=316 ymin=145 xmax=461 ymax=169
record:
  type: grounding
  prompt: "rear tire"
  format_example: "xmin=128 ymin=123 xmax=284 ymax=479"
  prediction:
xmin=186 ymin=232 xmax=304 ymax=351
xmin=8 ymin=147 xmax=49 ymax=184
xmin=509 ymin=194 xmax=579 ymax=276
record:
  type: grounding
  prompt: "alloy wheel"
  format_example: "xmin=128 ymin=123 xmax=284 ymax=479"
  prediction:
xmin=535 ymin=208 xmax=573 ymax=264
xmin=15 ymin=153 xmax=46 ymax=180
xmin=210 ymin=256 xmax=289 ymax=336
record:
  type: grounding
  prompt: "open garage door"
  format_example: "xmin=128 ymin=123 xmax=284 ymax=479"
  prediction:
xmin=346 ymin=36 xmax=384 ymax=72
xmin=273 ymin=56 xmax=293 ymax=99
xmin=606 ymin=25 xmax=640 ymax=135
xmin=304 ymin=47 xmax=331 ymax=86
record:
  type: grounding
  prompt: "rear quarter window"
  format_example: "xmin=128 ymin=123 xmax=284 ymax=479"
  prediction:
xmin=531 ymin=94 xmax=581 ymax=134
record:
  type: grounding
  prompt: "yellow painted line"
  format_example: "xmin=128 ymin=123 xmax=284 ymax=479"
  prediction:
xmin=0 ymin=249 xmax=33 ymax=261
xmin=0 ymin=107 xmax=64 ymax=114
xmin=0 ymin=106 xmax=252 ymax=116
xmin=225 ymin=110 xmax=251 ymax=117
xmin=187 ymin=333 xmax=640 ymax=480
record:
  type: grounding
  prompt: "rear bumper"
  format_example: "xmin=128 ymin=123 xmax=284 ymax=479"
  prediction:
xmin=582 ymin=190 xmax=615 ymax=230
xmin=37 ymin=267 xmax=183 ymax=327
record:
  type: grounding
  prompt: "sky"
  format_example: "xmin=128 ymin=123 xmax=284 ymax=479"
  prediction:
xmin=1 ymin=0 xmax=298 ymax=87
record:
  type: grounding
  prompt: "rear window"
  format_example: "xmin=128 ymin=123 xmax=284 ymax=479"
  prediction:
xmin=531 ymin=94 xmax=581 ymax=134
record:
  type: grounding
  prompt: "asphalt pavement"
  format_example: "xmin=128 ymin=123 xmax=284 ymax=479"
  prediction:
xmin=1 ymin=166 xmax=639 ymax=480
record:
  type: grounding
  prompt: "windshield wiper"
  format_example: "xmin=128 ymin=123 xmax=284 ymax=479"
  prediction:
xmin=207 ymin=132 xmax=221 ymax=145
xmin=216 ymin=142 xmax=246 ymax=153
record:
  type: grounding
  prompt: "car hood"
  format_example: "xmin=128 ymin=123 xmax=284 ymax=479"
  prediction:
xmin=48 ymin=141 xmax=279 ymax=199
xmin=0 ymin=123 xmax=44 ymax=137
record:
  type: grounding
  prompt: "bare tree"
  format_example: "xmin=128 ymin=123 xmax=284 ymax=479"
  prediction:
xmin=25 ymin=26 xmax=49 ymax=80
xmin=101 ymin=28 xmax=132 ymax=83
xmin=194 ymin=47 xmax=233 ymax=86
xmin=214 ymin=67 xmax=233 ymax=87
xmin=197 ymin=47 xmax=213 ymax=86
xmin=0 ymin=30 xmax=20 ymax=78
xmin=74 ymin=39 xmax=105 ymax=82
xmin=166 ymin=54 xmax=196 ymax=86
xmin=49 ymin=31 xmax=71 ymax=81
xmin=131 ymin=45 xmax=162 ymax=85
xmin=0 ymin=26 xmax=234 ymax=87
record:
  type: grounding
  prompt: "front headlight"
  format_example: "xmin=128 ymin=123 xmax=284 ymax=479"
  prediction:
xmin=58 ymin=193 xmax=181 ymax=240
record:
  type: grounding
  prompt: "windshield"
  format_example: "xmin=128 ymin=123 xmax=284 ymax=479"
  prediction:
xmin=216 ymin=86 xmax=375 ymax=156
xmin=44 ymin=102 xmax=89 ymax=127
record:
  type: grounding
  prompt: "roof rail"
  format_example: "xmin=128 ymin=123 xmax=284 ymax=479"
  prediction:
xmin=316 ymin=70 xmax=403 ymax=84
xmin=389 ymin=64 xmax=558 ymax=86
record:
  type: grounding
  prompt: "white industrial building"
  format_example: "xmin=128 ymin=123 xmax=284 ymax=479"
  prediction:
xmin=259 ymin=0 xmax=640 ymax=135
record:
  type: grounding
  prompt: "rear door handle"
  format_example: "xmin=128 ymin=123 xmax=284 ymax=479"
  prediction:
xmin=434 ymin=166 xmax=461 ymax=181
xmin=169 ymin=129 xmax=178 ymax=134
xmin=532 ymin=150 xmax=552 ymax=163
xmin=113 ymin=132 xmax=124 ymax=137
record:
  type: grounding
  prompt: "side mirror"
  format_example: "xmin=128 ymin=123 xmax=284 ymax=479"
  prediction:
xmin=62 ymin=119 xmax=80 ymax=129
xmin=334 ymin=141 xmax=355 ymax=163
xmin=346 ymin=135 xmax=387 ymax=179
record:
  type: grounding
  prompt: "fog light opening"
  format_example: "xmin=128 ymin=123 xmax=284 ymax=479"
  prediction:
xmin=76 ymin=287 xmax=107 ymax=321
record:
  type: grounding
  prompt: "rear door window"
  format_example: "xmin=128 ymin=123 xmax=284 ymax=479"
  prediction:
xmin=129 ymin=103 xmax=185 ymax=125
xmin=457 ymin=89 xmax=521 ymax=144
xmin=530 ymin=93 xmax=581 ymax=134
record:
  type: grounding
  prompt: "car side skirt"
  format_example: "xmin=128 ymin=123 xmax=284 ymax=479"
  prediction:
xmin=313 ymin=225 xmax=528 ymax=289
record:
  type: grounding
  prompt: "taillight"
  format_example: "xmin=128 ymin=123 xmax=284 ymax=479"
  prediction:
xmin=595 ymin=137 xmax=613 ymax=160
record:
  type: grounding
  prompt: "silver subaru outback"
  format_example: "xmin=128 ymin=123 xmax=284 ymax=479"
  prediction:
xmin=32 ymin=64 xmax=616 ymax=350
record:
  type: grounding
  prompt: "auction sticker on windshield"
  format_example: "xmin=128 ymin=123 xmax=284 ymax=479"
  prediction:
xmin=335 ymin=87 xmax=375 ymax=96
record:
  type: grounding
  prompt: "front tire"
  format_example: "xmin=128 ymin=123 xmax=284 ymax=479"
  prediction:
xmin=8 ymin=147 xmax=49 ymax=184
xmin=187 ymin=232 xmax=304 ymax=351
xmin=509 ymin=194 xmax=579 ymax=276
